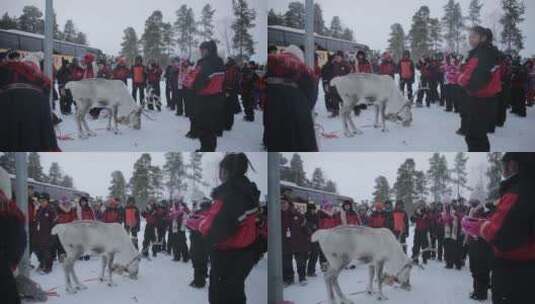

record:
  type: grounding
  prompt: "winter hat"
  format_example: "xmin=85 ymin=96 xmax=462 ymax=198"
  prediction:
xmin=84 ymin=53 xmax=95 ymax=64
xmin=284 ymin=45 xmax=305 ymax=63
xmin=37 ymin=192 xmax=50 ymax=201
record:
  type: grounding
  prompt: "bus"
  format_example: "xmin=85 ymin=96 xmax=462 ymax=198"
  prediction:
xmin=9 ymin=174 xmax=90 ymax=202
xmin=280 ymin=180 xmax=353 ymax=213
xmin=268 ymin=25 xmax=369 ymax=66
xmin=0 ymin=29 xmax=103 ymax=68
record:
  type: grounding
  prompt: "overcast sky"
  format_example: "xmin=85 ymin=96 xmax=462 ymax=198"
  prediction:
xmin=3 ymin=0 xmax=267 ymax=62
xmin=37 ymin=152 xmax=267 ymax=200
xmin=282 ymin=152 xmax=490 ymax=202
xmin=270 ymin=0 xmax=535 ymax=57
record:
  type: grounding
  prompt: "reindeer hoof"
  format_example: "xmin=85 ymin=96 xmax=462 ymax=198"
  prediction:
xmin=88 ymin=132 xmax=97 ymax=137
xmin=66 ymin=287 xmax=77 ymax=294
xmin=76 ymin=284 xmax=88 ymax=290
xmin=353 ymin=130 xmax=363 ymax=135
xmin=340 ymin=299 xmax=354 ymax=304
xmin=78 ymin=134 xmax=88 ymax=140
xmin=377 ymin=295 xmax=388 ymax=301
xmin=345 ymin=132 xmax=355 ymax=138
xmin=108 ymin=282 xmax=117 ymax=287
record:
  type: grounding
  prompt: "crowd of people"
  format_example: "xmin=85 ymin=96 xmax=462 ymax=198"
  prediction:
xmin=0 ymin=40 xmax=266 ymax=152
xmin=1 ymin=153 xmax=267 ymax=304
xmin=280 ymin=153 xmax=535 ymax=304
xmin=266 ymin=26 xmax=535 ymax=152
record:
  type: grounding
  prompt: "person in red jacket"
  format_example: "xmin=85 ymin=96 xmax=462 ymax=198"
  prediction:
xmin=197 ymin=153 xmax=260 ymax=304
xmin=368 ymin=201 xmax=387 ymax=228
xmin=398 ymin=50 xmax=416 ymax=101
xmin=124 ymin=197 xmax=140 ymax=250
xmin=147 ymin=61 xmax=163 ymax=111
xmin=354 ymin=50 xmax=372 ymax=73
xmin=81 ymin=53 xmax=96 ymax=79
xmin=411 ymin=205 xmax=431 ymax=265
xmin=154 ymin=200 xmax=169 ymax=254
xmin=96 ymin=59 xmax=111 ymax=79
xmin=392 ymin=200 xmax=410 ymax=254
xmin=477 ymin=153 xmax=535 ymax=304
xmin=339 ymin=200 xmax=360 ymax=225
xmin=378 ymin=52 xmax=396 ymax=79
xmin=102 ymin=198 xmax=122 ymax=223
xmin=77 ymin=196 xmax=95 ymax=220
xmin=54 ymin=197 xmax=76 ymax=261
xmin=112 ymin=57 xmax=130 ymax=85
xmin=131 ymin=55 xmax=147 ymax=105
xmin=142 ymin=200 xmax=159 ymax=258
xmin=317 ymin=201 xmax=339 ymax=271
xmin=281 ymin=198 xmax=309 ymax=286
xmin=458 ymin=27 xmax=502 ymax=152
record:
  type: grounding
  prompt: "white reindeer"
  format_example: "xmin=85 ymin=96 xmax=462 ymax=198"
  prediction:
xmin=52 ymin=221 xmax=141 ymax=294
xmin=330 ymin=73 xmax=413 ymax=137
xmin=65 ymin=79 xmax=142 ymax=139
xmin=312 ymin=225 xmax=414 ymax=304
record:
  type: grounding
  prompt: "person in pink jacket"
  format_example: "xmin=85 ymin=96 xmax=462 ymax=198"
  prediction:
xmin=442 ymin=53 xmax=461 ymax=113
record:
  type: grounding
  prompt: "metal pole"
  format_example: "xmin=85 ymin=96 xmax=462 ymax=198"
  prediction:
xmin=268 ymin=152 xmax=283 ymax=304
xmin=44 ymin=0 xmax=54 ymax=110
xmin=304 ymin=0 xmax=315 ymax=68
xmin=15 ymin=152 xmax=29 ymax=277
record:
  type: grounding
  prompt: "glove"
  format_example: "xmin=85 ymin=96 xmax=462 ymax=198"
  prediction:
xmin=461 ymin=216 xmax=484 ymax=238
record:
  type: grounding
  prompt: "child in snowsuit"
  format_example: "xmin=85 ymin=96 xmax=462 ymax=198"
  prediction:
xmin=411 ymin=206 xmax=431 ymax=264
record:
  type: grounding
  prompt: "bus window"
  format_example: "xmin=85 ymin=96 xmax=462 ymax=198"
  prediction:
xmin=20 ymin=36 xmax=42 ymax=52
xmin=0 ymin=32 xmax=19 ymax=49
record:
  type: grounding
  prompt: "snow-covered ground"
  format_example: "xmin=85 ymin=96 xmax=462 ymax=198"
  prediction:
xmin=283 ymin=227 xmax=488 ymax=304
xmin=29 ymin=221 xmax=267 ymax=304
xmin=313 ymin=84 xmax=535 ymax=152
xmin=54 ymin=81 xmax=264 ymax=152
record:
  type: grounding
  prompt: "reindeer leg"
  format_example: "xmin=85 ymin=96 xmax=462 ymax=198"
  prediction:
xmin=99 ymin=255 xmax=108 ymax=282
xmin=348 ymin=112 xmax=362 ymax=135
xmin=333 ymin=256 xmax=354 ymax=304
xmin=374 ymin=104 xmax=381 ymax=128
xmin=341 ymin=106 xmax=353 ymax=138
xmin=108 ymin=253 xmax=117 ymax=287
xmin=376 ymin=261 xmax=387 ymax=301
xmin=75 ymin=108 xmax=87 ymax=139
xmin=71 ymin=247 xmax=87 ymax=290
xmin=113 ymin=107 xmax=120 ymax=134
xmin=381 ymin=102 xmax=389 ymax=133
xmin=323 ymin=266 xmax=338 ymax=304
xmin=63 ymin=255 xmax=76 ymax=294
xmin=107 ymin=107 xmax=113 ymax=131
xmin=367 ymin=265 xmax=375 ymax=295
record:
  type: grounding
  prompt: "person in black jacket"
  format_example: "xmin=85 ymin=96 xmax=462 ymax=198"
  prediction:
xmin=321 ymin=54 xmax=335 ymax=115
xmin=458 ymin=27 xmax=502 ymax=152
xmin=0 ymin=172 xmax=27 ymax=304
xmin=192 ymin=41 xmax=226 ymax=152
xmin=201 ymin=153 xmax=260 ymax=304
xmin=188 ymin=200 xmax=211 ymax=288
xmin=305 ymin=203 xmax=320 ymax=277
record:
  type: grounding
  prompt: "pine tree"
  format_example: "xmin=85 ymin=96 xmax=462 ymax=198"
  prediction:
xmin=188 ymin=152 xmax=204 ymax=190
xmin=329 ymin=16 xmax=344 ymax=39
xmin=63 ymin=20 xmax=77 ymax=42
xmin=0 ymin=152 xmax=16 ymax=174
xmin=60 ymin=175 xmax=74 ymax=188
xmin=129 ymin=153 xmax=153 ymax=208
xmin=314 ymin=3 xmax=326 ymax=35
xmin=409 ymin=6 xmax=432 ymax=60
xmin=451 ymin=152 xmax=469 ymax=199
xmin=341 ymin=28 xmax=354 ymax=41
xmin=120 ymin=27 xmax=140 ymax=66
xmin=427 ymin=153 xmax=451 ymax=202
xmin=268 ymin=9 xmax=285 ymax=26
xmin=48 ymin=162 xmax=62 ymax=185
xmin=442 ymin=0 xmax=465 ymax=53
xmin=74 ymin=32 xmax=87 ymax=45
xmin=232 ymin=0 xmax=256 ymax=61
xmin=53 ymin=12 xmax=63 ymax=40
xmin=324 ymin=180 xmax=338 ymax=193
xmin=109 ymin=170 xmax=127 ymax=202
xmin=161 ymin=22 xmax=175 ymax=62
xmin=388 ymin=23 xmax=406 ymax=62
xmin=150 ymin=166 xmax=164 ymax=199
xmin=0 ymin=13 xmax=18 ymax=30
xmin=486 ymin=152 xmax=503 ymax=201
xmin=468 ymin=0 xmax=483 ymax=27
xmin=27 ymin=152 xmax=46 ymax=182
xmin=284 ymin=1 xmax=305 ymax=29
xmin=289 ymin=153 xmax=306 ymax=186
xmin=163 ymin=152 xmax=187 ymax=200
xmin=429 ymin=18 xmax=442 ymax=51
xmin=199 ymin=4 xmax=217 ymax=43
xmin=500 ymin=0 xmax=525 ymax=53
xmin=175 ymin=5 xmax=197 ymax=59
xmin=393 ymin=158 xmax=418 ymax=209
xmin=311 ymin=168 xmax=326 ymax=191
xmin=373 ymin=176 xmax=391 ymax=203
xmin=414 ymin=170 xmax=428 ymax=202
xmin=18 ymin=5 xmax=43 ymax=34
xmin=141 ymin=10 xmax=165 ymax=64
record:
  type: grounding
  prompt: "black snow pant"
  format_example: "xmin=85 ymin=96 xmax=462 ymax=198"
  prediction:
xmin=399 ymin=79 xmax=414 ymax=101
xmin=444 ymin=84 xmax=460 ymax=112
xmin=429 ymin=80 xmax=439 ymax=105
xmin=132 ymin=83 xmax=145 ymax=106
xmin=283 ymin=252 xmax=307 ymax=283
xmin=170 ymin=230 xmax=189 ymax=262
xmin=411 ymin=229 xmax=430 ymax=264
xmin=125 ymin=226 xmax=139 ymax=250
xmin=155 ymin=225 xmax=167 ymax=254
xmin=465 ymin=95 xmax=494 ymax=152
xmin=307 ymin=242 xmax=320 ymax=276
xmin=496 ymin=84 xmax=510 ymax=127
xmin=416 ymin=78 xmax=430 ymax=106
xmin=444 ymin=238 xmax=462 ymax=269
xmin=148 ymin=81 xmax=161 ymax=111
xmin=491 ymin=259 xmax=535 ymax=304
xmin=469 ymin=239 xmax=492 ymax=300
xmin=224 ymin=93 xmax=239 ymax=131
xmin=394 ymin=231 xmax=408 ymax=254
xmin=242 ymin=93 xmax=255 ymax=121
xmin=511 ymin=87 xmax=527 ymax=117
xmin=59 ymin=87 xmax=73 ymax=114
xmin=209 ymin=246 xmax=257 ymax=304
xmin=190 ymin=232 xmax=208 ymax=286
xmin=142 ymin=224 xmax=157 ymax=257
xmin=0 ymin=262 xmax=20 ymax=304
xmin=488 ymin=97 xmax=498 ymax=133
xmin=328 ymin=86 xmax=342 ymax=115
xmin=165 ymin=82 xmax=174 ymax=110
xmin=175 ymin=89 xmax=185 ymax=116
xmin=53 ymin=234 xmax=66 ymax=260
